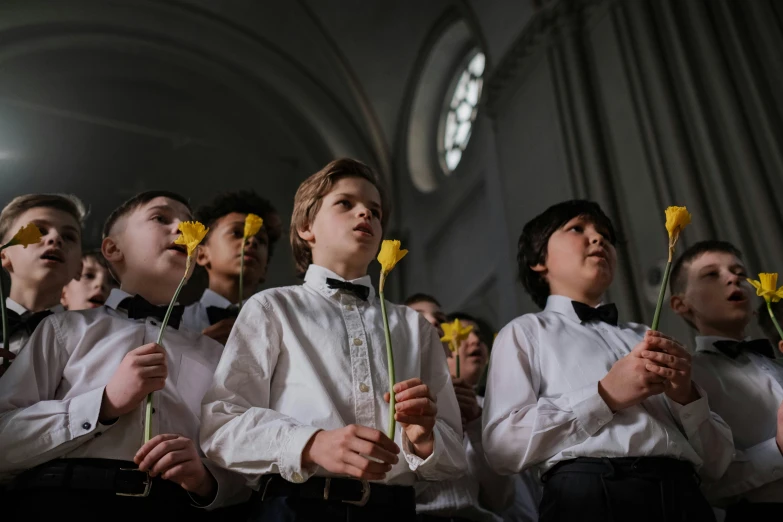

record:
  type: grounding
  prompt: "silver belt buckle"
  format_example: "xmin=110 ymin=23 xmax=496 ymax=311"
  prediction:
xmin=342 ymin=479 xmax=370 ymax=507
xmin=116 ymin=468 xmax=152 ymax=497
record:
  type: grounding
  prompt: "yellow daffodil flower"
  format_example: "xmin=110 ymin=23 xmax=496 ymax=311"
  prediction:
xmin=748 ymin=273 xmax=783 ymax=303
xmin=243 ymin=213 xmax=263 ymax=239
xmin=440 ymin=319 xmax=474 ymax=353
xmin=665 ymin=206 xmax=691 ymax=253
xmin=377 ymin=240 xmax=408 ymax=292
xmin=174 ymin=221 xmax=209 ymax=257
xmin=7 ymin=223 xmax=42 ymax=248
xmin=375 ymin=239 xmax=408 ymax=439
xmin=440 ymin=319 xmax=474 ymax=378
xmin=378 ymin=240 xmax=408 ymax=274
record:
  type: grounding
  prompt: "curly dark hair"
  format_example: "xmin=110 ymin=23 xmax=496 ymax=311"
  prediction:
xmin=518 ymin=200 xmax=617 ymax=309
xmin=196 ymin=190 xmax=281 ymax=257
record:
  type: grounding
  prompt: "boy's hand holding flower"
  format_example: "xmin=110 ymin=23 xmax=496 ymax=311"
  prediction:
xmin=100 ymin=343 xmax=167 ymax=422
xmin=135 ymin=433 xmax=216 ymax=500
xmin=639 ymin=331 xmax=699 ymax=405
xmin=384 ymin=378 xmax=437 ymax=459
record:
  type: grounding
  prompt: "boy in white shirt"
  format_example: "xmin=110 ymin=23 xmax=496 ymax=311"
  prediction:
xmin=670 ymin=240 xmax=783 ymax=519
xmin=0 ymin=190 xmax=246 ymax=517
xmin=483 ymin=200 xmax=733 ymax=522
xmin=60 ymin=250 xmax=118 ymax=311
xmin=0 ymin=194 xmax=84 ymax=361
xmin=182 ymin=191 xmax=280 ymax=344
xmin=417 ymin=312 xmax=536 ymax=522
xmin=201 ymin=158 xmax=466 ymax=522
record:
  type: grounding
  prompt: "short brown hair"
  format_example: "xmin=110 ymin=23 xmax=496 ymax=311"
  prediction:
xmin=290 ymin=158 xmax=390 ymax=276
xmin=0 ymin=193 xmax=86 ymax=242
xmin=103 ymin=190 xmax=191 ymax=238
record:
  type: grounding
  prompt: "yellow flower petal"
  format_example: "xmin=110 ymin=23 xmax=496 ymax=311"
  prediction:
xmin=174 ymin=221 xmax=209 ymax=257
xmin=377 ymin=240 xmax=408 ymax=274
xmin=748 ymin=273 xmax=783 ymax=303
xmin=9 ymin=223 xmax=43 ymax=248
xmin=243 ymin=213 xmax=263 ymax=239
xmin=440 ymin=319 xmax=474 ymax=352
xmin=665 ymin=206 xmax=692 ymax=241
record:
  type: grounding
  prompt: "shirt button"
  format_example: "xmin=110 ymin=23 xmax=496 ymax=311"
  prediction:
xmin=82 ymin=422 xmax=91 ymax=430
xmin=291 ymin=472 xmax=304 ymax=483
xmin=359 ymin=383 xmax=369 ymax=393
xmin=345 ymin=305 xmax=354 ymax=311
xmin=353 ymin=338 xmax=363 ymax=346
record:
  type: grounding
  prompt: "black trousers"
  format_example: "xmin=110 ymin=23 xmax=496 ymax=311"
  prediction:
xmin=725 ymin=500 xmax=783 ymax=521
xmin=539 ymin=457 xmax=715 ymax=522
xmin=246 ymin=476 xmax=416 ymax=522
xmin=5 ymin=459 xmax=212 ymax=521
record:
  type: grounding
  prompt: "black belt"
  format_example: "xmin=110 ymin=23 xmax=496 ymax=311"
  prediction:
xmin=258 ymin=474 xmax=415 ymax=509
xmin=418 ymin=515 xmax=475 ymax=522
xmin=8 ymin=459 xmax=188 ymax=499
xmin=542 ymin=456 xmax=698 ymax=483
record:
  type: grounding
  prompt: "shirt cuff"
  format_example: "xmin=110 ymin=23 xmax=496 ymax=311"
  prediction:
xmin=569 ymin=382 xmax=614 ymax=436
xmin=67 ymin=386 xmax=113 ymax=440
xmin=278 ymin=425 xmax=321 ymax=484
xmin=666 ymin=383 xmax=710 ymax=436
xmin=402 ymin=425 xmax=442 ymax=477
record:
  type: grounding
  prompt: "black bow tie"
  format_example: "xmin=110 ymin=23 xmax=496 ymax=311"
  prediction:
xmin=713 ymin=339 xmax=775 ymax=359
xmin=206 ymin=305 xmax=239 ymax=325
xmin=325 ymin=278 xmax=370 ymax=301
xmin=572 ymin=301 xmax=619 ymax=326
xmin=6 ymin=309 xmax=53 ymax=337
xmin=119 ymin=295 xmax=183 ymax=329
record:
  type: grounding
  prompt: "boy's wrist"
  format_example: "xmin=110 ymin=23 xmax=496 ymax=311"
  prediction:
xmin=597 ymin=380 xmax=619 ymax=413
xmin=192 ymin=465 xmax=218 ymax=500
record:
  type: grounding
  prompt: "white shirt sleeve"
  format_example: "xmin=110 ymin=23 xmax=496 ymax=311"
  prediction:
xmin=482 ymin=321 xmax=614 ymax=475
xmin=665 ymin=384 xmax=734 ymax=481
xmin=702 ymin=437 xmax=783 ymax=502
xmin=200 ymin=297 xmax=321 ymax=487
xmin=399 ymin=317 xmax=467 ymax=481
xmin=0 ymin=316 xmax=114 ymax=475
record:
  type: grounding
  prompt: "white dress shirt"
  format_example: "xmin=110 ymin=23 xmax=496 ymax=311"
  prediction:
xmin=4 ymin=298 xmax=64 ymax=356
xmin=0 ymin=288 xmax=248 ymax=508
xmin=692 ymin=336 xmax=783 ymax=504
xmin=182 ymin=288 xmax=235 ymax=333
xmin=482 ymin=295 xmax=734 ymax=482
xmin=201 ymin=264 xmax=467 ymax=488
xmin=416 ymin=396 xmax=515 ymax=522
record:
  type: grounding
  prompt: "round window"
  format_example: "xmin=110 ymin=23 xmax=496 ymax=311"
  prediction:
xmin=439 ymin=50 xmax=485 ymax=174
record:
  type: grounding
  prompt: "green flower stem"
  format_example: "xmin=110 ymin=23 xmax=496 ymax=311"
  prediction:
xmin=238 ymin=240 xmax=248 ymax=311
xmin=144 ymin=257 xmax=191 ymax=444
xmin=766 ymin=301 xmax=783 ymax=343
xmin=0 ymin=272 xmax=8 ymax=370
xmin=651 ymin=260 xmax=672 ymax=331
xmin=379 ymin=280 xmax=396 ymax=440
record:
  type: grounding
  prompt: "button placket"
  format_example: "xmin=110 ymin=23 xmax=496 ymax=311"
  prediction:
xmin=341 ymin=294 xmax=375 ymax=427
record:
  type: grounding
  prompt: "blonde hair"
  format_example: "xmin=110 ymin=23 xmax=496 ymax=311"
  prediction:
xmin=290 ymin=158 xmax=390 ymax=276
xmin=0 ymin=193 xmax=86 ymax=242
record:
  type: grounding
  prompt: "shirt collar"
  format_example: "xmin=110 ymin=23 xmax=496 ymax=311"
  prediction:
xmin=303 ymin=264 xmax=376 ymax=303
xmin=695 ymin=334 xmax=752 ymax=355
xmin=6 ymin=298 xmax=64 ymax=315
xmin=199 ymin=288 xmax=234 ymax=309
xmin=544 ymin=294 xmax=595 ymax=324
xmin=105 ymin=288 xmax=134 ymax=311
